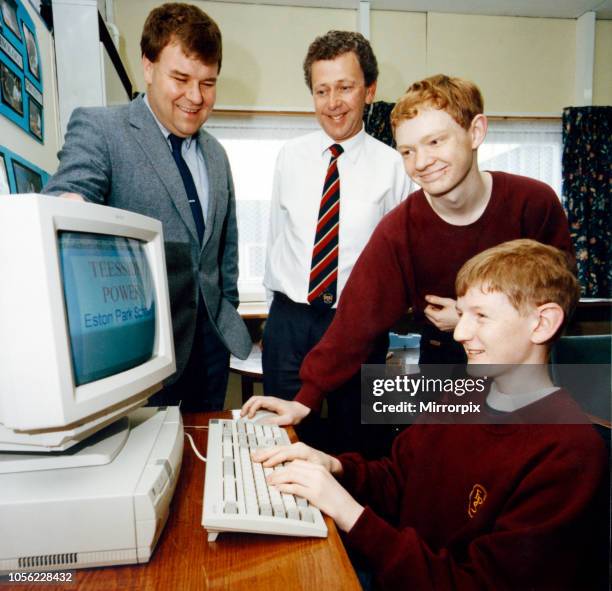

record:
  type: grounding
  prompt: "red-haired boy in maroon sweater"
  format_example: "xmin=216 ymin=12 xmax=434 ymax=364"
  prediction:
xmin=253 ymin=239 xmax=607 ymax=590
xmin=241 ymin=74 xmax=572 ymax=436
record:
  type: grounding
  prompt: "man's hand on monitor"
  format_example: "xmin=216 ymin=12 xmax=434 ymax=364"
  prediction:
xmin=424 ymin=294 xmax=459 ymax=332
xmin=241 ymin=396 xmax=311 ymax=426
xmin=60 ymin=192 xmax=85 ymax=201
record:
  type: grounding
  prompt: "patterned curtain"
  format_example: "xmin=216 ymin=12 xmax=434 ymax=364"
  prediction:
xmin=562 ymin=106 xmax=612 ymax=297
xmin=363 ymin=101 xmax=396 ymax=147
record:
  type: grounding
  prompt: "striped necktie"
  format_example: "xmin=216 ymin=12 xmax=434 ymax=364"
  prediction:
xmin=169 ymin=133 xmax=205 ymax=244
xmin=308 ymin=143 xmax=343 ymax=308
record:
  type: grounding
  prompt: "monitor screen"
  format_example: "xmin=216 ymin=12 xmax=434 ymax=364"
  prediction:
xmin=59 ymin=231 xmax=156 ymax=386
xmin=1 ymin=195 xmax=175 ymax=450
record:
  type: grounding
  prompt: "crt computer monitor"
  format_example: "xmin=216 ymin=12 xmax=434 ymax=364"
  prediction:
xmin=0 ymin=194 xmax=176 ymax=459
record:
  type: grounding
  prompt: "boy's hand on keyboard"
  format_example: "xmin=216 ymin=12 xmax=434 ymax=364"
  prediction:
xmin=241 ymin=396 xmax=311 ymax=426
xmin=252 ymin=442 xmax=343 ymax=476
xmin=266 ymin=460 xmax=363 ymax=532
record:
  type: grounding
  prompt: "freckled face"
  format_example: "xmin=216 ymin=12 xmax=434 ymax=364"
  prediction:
xmin=395 ymin=108 xmax=477 ymax=198
xmin=143 ymin=41 xmax=218 ymax=138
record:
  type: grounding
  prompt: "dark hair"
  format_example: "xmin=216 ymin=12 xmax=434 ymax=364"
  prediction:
xmin=303 ymin=30 xmax=378 ymax=90
xmin=140 ymin=3 xmax=222 ymax=71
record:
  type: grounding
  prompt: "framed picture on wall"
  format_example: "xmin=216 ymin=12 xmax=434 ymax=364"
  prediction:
xmin=0 ymin=0 xmax=21 ymax=40
xmin=28 ymin=96 xmax=41 ymax=139
xmin=12 ymin=159 xmax=42 ymax=193
xmin=0 ymin=153 xmax=9 ymax=194
xmin=0 ymin=60 xmax=22 ymax=115
xmin=23 ymin=24 xmax=39 ymax=79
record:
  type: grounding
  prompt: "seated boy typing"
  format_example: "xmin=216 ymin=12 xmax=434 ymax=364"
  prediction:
xmin=253 ymin=239 xmax=607 ymax=590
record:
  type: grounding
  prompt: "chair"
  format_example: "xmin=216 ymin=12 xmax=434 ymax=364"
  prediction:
xmin=552 ymin=336 xmax=611 ymax=590
xmin=551 ymin=334 xmax=611 ymax=427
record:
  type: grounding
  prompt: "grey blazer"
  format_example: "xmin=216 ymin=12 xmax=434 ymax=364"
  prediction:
xmin=45 ymin=97 xmax=251 ymax=382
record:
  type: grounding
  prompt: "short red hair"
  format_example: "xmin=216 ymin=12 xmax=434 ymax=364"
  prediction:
xmin=456 ymin=239 xmax=579 ymax=339
xmin=391 ymin=74 xmax=484 ymax=131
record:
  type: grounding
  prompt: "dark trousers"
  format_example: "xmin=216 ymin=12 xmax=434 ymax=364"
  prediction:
xmin=263 ymin=292 xmax=393 ymax=457
xmin=149 ymin=298 xmax=230 ymax=412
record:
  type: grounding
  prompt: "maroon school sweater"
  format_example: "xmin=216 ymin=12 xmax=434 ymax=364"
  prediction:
xmin=338 ymin=389 xmax=607 ymax=590
xmin=296 ymin=172 xmax=573 ymax=411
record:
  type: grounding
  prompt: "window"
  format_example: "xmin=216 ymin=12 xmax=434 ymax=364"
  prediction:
xmin=208 ymin=114 xmax=563 ymax=303
xmin=479 ymin=119 xmax=562 ymax=197
xmin=207 ymin=113 xmax=318 ymax=301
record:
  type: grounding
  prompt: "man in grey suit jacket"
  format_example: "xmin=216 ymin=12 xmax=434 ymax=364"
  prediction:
xmin=45 ymin=3 xmax=251 ymax=411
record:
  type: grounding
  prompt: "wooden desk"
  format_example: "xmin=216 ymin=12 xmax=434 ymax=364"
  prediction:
xmin=237 ymin=302 xmax=269 ymax=319
xmin=2 ymin=412 xmax=360 ymax=591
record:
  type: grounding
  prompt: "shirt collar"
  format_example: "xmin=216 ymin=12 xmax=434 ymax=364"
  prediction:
xmin=143 ymin=94 xmax=196 ymax=150
xmin=486 ymin=382 xmax=559 ymax=412
xmin=318 ymin=125 xmax=366 ymax=164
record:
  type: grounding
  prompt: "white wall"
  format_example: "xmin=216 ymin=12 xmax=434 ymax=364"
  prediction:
xmin=115 ymin=0 xmax=354 ymax=111
xmin=425 ymin=13 xmax=576 ymax=115
xmin=113 ymin=1 xmax=612 ymax=113
xmin=594 ymin=20 xmax=612 ymax=105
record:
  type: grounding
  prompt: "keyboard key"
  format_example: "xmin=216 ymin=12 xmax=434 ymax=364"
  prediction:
xmin=224 ymin=474 xmax=236 ymax=504
xmin=287 ymin=507 xmax=300 ymax=520
xmin=253 ymin=462 xmax=271 ymax=508
xmin=259 ymin=504 xmax=273 ymax=517
xmin=268 ymin=485 xmax=286 ymax=518
xmin=239 ymin=447 xmax=259 ymax=515
xmin=224 ymin=501 xmax=238 ymax=514
xmin=299 ymin=507 xmax=315 ymax=523
xmin=223 ymin=436 xmax=233 ymax=458
xmin=281 ymin=489 xmax=299 ymax=520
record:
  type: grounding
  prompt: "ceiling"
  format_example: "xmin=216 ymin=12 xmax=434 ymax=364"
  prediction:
xmin=213 ymin=0 xmax=612 ymax=19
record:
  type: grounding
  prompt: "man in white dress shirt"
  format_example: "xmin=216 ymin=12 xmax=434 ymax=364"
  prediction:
xmin=263 ymin=30 xmax=409 ymax=454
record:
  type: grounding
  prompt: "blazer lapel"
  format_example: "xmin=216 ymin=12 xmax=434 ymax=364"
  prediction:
xmin=128 ymin=98 xmax=200 ymax=244
xmin=197 ymin=130 xmax=220 ymax=250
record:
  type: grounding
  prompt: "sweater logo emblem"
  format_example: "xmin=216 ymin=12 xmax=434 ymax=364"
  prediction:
xmin=468 ymin=484 xmax=487 ymax=518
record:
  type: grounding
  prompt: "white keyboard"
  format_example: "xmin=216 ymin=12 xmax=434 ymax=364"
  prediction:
xmin=202 ymin=418 xmax=328 ymax=541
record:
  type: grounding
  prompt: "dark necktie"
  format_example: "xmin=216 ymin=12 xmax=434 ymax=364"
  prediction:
xmin=308 ymin=143 xmax=343 ymax=308
xmin=168 ymin=133 xmax=205 ymax=244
